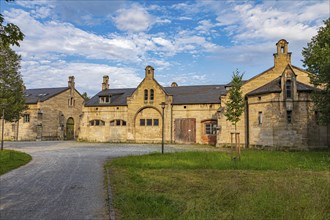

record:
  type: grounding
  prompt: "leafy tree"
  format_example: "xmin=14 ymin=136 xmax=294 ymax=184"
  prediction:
xmin=224 ymin=70 xmax=245 ymax=159
xmin=0 ymin=1 xmax=24 ymax=47
xmin=0 ymin=45 xmax=26 ymax=121
xmin=302 ymin=18 xmax=330 ymax=125
xmin=224 ymin=70 xmax=245 ymax=131
xmin=81 ymin=92 xmax=90 ymax=101
xmin=0 ymin=0 xmax=25 ymax=121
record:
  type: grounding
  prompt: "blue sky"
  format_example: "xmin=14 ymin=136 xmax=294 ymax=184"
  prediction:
xmin=1 ymin=0 xmax=329 ymax=96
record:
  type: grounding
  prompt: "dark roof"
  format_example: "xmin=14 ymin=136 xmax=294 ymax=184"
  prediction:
xmin=85 ymin=88 xmax=135 ymax=106
xmin=296 ymin=81 xmax=319 ymax=92
xmin=246 ymin=77 xmax=282 ymax=96
xmin=85 ymin=85 xmax=227 ymax=107
xmin=165 ymin=85 xmax=226 ymax=104
xmin=24 ymin=87 xmax=69 ymax=104
xmin=247 ymin=77 xmax=318 ymax=96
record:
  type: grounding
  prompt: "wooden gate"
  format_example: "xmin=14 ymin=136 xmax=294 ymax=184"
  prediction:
xmin=66 ymin=118 xmax=74 ymax=140
xmin=174 ymin=118 xmax=196 ymax=144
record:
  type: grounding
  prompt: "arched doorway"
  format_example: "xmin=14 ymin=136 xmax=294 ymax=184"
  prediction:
xmin=134 ymin=107 xmax=162 ymax=142
xmin=66 ymin=117 xmax=74 ymax=140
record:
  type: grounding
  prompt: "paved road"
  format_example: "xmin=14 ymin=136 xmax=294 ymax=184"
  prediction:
xmin=0 ymin=141 xmax=188 ymax=220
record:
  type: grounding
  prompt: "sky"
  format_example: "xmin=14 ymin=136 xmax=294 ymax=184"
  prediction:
xmin=1 ymin=0 xmax=329 ymax=96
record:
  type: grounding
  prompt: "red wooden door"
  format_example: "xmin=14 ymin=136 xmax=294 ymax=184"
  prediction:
xmin=174 ymin=118 xmax=196 ymax=144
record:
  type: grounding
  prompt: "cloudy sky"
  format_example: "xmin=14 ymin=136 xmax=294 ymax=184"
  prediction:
xmin=1 ymin=0 xmax=329 ymax=96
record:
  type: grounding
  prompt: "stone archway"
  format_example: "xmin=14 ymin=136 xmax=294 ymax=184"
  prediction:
xmin=134 ymin=107 xmax=162 ymax=142
xmin=66 ymin=117 xmax=74 ymax=140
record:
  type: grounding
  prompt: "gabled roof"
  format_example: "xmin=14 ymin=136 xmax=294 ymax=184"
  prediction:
xmin=246 ymin=77 xmax=318 ymax=97
xmin=85 ymin=85 xmax=227 ymax=107
xmin=24 ymin=87 xmax=69 ymax=104
xmin=246 ymin=77 xmax=282 ymax=96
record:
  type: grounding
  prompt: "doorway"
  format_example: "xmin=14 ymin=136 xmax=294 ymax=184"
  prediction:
xmin=66 ymin=117 xmax=74 ymax=140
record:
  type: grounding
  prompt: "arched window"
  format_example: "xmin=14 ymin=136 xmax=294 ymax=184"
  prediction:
xmin=286 ymin=80 xmax=292 ymax=99
xmin=144 ymin=89 xmax=148 ymax=101
xmin=150 ymin=89 xmax=154 ymax=101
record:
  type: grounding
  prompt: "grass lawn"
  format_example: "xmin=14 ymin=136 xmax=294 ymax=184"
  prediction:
xmin=106 ymin=150 xmax=330 ymax=220
xmin=0 ymin=149 xmax=32 ymax=175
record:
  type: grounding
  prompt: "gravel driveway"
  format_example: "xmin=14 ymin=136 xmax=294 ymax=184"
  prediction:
xmin=0 ymin=141 xmax=189 ymax=220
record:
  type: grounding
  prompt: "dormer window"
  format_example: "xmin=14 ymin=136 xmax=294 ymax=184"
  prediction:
xmin=99 ymin=95 xmax=111 ymax=104
xmin=286 ymin=80 xmax=292 ymax=99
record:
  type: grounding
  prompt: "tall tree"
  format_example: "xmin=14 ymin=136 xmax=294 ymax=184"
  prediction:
xmin=0 ymin=45 xmax=26 ymax=121
xmin=302 ymin=18 xmax=330 ymax=125
xmin=224 ymin=70 xmax=245 ymax=131
xmin=0 ymin=0 xmax=26 ymax=121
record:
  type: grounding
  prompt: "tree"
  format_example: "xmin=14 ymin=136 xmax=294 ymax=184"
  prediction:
xmin=224 ymin=70 xmax=245 ymax=130
xmin=0 ymin=0 xmax=25 ymax=122
xmin=224 ymin=70 xmax=245 ymax=159
xmin=81 ymin=92 xmax=90 ymax=101
xmin=302 ymin=18 xmax=330 ymax=125
xmin=0 ymin=45 xmax=26 ymax=122
xmin=0 ymin=1 xmax=24 ymax=47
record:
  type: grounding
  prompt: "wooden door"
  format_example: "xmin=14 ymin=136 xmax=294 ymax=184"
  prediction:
xmin=174 ymin=118 xmax=196 ymax=144
xmin=66 ymin=118 xmax=74 ymax=140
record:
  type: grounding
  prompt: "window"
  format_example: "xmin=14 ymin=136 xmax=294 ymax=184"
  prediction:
xmin=258 ymin=112 xmax=263 ymax=125
xmin=144 ymin=89 xmax=148 ymax=101
xmin=150 ymin=89 xmax=154 ymax=101
xmin=287 ymin=111 xmax=292 ymax=124
xmin=140 ymin=118 xmax=159 ymax=126
xmin=205 ymin=122 xmax=217 ymax=135
xmin=100 ymin=96 xmax=111 ymax=104
xmin=286 ymin=80 xmax=292 ymax=99
xmin=23 ymin=114 xmax=30 ymax=123
xmin=38 ymin=111 xmax=43 ymax=120
xmin=110 ymin=119 xmax=126 ymax=126
xmin=146 ymin=119 xmax=152 ymax=126
xmin=89 ymin=120 xmax=105 ymax=126
xmin=69 ymin=97 xmax=74 ymax=106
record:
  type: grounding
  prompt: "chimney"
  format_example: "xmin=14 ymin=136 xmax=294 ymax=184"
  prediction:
xmin=68 ymin=76 xmax=75 ymax=88
xmin=68 ymin=76 xmax=75 ymax=95
xmin=102 ymin=75 xmax=109 ymax=91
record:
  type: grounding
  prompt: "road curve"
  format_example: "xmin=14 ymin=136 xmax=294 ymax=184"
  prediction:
xmin=0 ymin=141 xmax=170 ymax=220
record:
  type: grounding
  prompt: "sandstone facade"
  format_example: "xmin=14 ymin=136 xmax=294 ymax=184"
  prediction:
xmin=3 ymin=76 xmax=84 ymax=141
xmin=79 ymin=39 xmax=329 ymax=149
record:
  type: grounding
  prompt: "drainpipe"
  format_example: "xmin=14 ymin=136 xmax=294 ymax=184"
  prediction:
xmin=170 ymin=104 xmax=173 ymax=143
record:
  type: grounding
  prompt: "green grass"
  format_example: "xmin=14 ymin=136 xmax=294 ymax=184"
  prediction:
xmin=0 ymin=149 xmax=32 ymax=175
xmin=106 ymin=150 xmax=330 ymax=220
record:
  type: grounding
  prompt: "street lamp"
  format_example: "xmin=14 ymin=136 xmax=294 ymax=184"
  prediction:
xmin=1 ymin=106 xmax=5 ymax=151
xmin=160 ymin=102 xmax=166 ymax=154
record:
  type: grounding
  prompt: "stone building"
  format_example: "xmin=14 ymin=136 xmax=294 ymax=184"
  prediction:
xmin=79 ymin=67 xmax=224 ymax=145
xmin=3 ymin=76 xmax=84 ymax=141
xmin=79 ymin=39 xmax=328 ymax=149
xmin=218 ymin=39 xmax=329 ymax=149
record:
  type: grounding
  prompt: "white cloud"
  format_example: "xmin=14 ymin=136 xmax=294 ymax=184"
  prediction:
xmin=113 ymin=4 xmax=153 ymax=32
xmin=20 ymin=55 xmax=142 ymax=95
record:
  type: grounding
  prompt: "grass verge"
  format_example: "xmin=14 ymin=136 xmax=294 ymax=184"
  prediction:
xmin=105 ymin=150 xmax=330 ymax=220
xmin=0 ymin=149 xmax=32 ymax=175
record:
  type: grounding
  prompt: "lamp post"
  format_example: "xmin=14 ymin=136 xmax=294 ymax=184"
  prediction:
xmin=160 ymin=102 xmax=166 ymax=154
xmin=1 ymin=108 xmax=5 ymax=151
